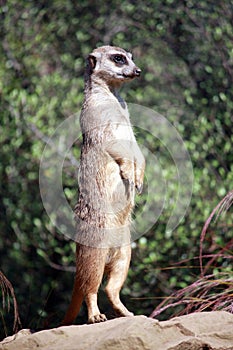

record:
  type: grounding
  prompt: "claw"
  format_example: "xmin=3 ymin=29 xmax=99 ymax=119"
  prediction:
xmin=136 ymin=183 xmax=143 ymax=194
xmin=129 ymin=180 xmax=134 ymax=191
xmin=88 ymin=313 xmax=107 ymax=324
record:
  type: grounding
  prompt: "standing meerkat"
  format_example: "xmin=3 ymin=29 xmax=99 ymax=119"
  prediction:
xmin=61 ymin=45 xmax=145 ymax=325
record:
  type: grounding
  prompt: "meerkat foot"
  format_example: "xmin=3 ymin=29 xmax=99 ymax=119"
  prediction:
xmin=88 ymin=313 xmax=107 ymax=324
xmin=113 ymin=305 xmax=134 ymax=318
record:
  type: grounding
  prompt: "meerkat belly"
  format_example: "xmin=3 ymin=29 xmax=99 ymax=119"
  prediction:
xmin=111 ymin=120 xmax=135 ymax=143
xmin=77 ymin=149 xmax=132 ymax=225
xmin=95 ymin=150 xmax=132 ymax=205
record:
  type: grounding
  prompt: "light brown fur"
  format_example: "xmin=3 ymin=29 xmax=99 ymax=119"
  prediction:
xmin=61 ymin=46 xmax=145 ymax=325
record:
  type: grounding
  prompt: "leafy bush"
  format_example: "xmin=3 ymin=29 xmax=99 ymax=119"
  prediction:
xmin=0 ymin=0 xmax=233 ymax=338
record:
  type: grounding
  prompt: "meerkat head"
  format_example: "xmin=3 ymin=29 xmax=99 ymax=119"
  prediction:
xmin=86 ymin=46 xmax=141 ymax=87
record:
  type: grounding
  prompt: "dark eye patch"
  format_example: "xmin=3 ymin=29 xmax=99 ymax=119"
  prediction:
xmin=111 ymin=54 xmax=127 ymax=65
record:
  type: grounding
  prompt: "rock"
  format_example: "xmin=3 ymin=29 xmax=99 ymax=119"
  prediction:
xmin=1 ymin=311 xmax=233 ymax=350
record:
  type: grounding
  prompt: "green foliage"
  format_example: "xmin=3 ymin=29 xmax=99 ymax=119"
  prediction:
xmin=0 ymin=0 xmax=232 ymax=338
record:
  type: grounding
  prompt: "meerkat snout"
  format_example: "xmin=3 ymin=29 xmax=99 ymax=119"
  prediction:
xmin=134 ymin=67 xmax=141 ymax=76
xmin=121 ymin=65 xmax=141 ymax=79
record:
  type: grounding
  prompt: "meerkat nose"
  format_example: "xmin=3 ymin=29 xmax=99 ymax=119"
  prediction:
xmin=134 ymin=68 xmax=141 ymax=76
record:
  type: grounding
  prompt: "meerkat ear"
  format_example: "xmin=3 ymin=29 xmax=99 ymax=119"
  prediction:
xmin=87 ymin=55 xmax=97 ymax=70
xmin=86 ymin=52 xmax=102 ymax=73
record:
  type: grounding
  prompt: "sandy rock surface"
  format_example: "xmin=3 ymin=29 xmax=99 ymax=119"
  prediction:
xmin=1 ymin=311 xmax=233 ymax=350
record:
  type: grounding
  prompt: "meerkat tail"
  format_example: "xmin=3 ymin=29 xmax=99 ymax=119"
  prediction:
xmin=60 ymin=284 xmax=84 ymax=326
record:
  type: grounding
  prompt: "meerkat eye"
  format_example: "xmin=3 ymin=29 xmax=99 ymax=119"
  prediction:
xmin=111 ymin=54 xmax=127 ymax=65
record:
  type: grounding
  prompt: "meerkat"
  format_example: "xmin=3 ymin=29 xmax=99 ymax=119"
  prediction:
xmin=61 ymin=45 xmax=145 ymax=325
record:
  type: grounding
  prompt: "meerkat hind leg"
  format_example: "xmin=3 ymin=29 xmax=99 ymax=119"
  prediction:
xmin=84 ymin=247 xmax=108 ymax=324
xmin=86 ymin=292 xmax=107 ymax=323
xmin=105 ymin=245 xmax=134 ymax=317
